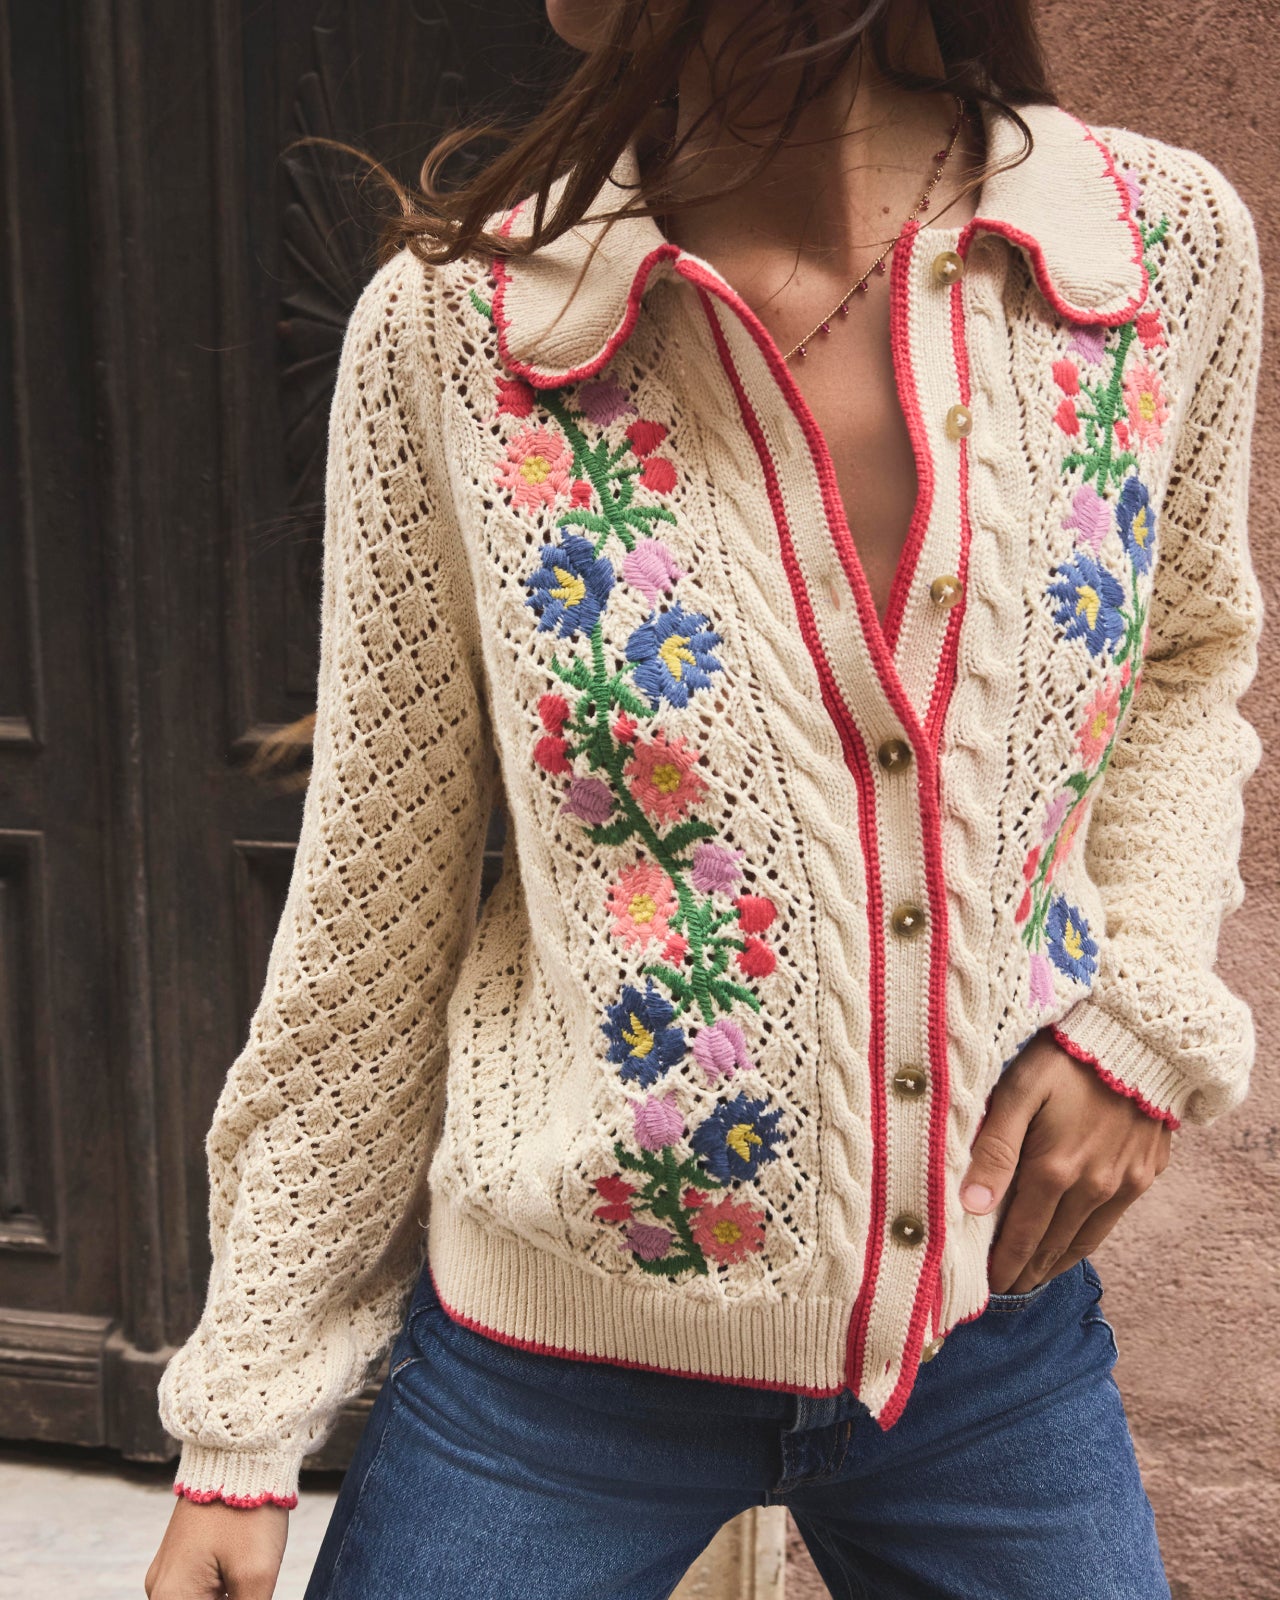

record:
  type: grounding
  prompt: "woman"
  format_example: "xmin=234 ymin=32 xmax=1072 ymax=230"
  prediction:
xmin=146 ymin=1 xmax=1265 ymax=1596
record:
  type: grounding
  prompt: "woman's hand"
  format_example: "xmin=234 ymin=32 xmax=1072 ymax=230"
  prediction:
xmin=145 ymin=1497 xmax=289 ymax=1600
xmin=960 ymin=1030 xmax=1172 ymax=1293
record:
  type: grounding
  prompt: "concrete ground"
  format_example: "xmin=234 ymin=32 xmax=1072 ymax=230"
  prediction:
xmin=0 ymin=1445 xmax=340 ymax=1600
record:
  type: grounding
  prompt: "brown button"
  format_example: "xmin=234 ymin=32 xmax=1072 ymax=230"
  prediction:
xmin=891 ymin=1211 xmax=926 ymax=1246
xmin=876 ymin=737 xmax=913 ymax=773
xmin=890 ymin=903 xmax=927 ymax=939
xmin=920 ymin=1334 xmax=946 ymax=1362
xmin=892 ymin=1065 xmax=928 ymax=1098
xmin=932 ymin=249 xmax=964 ymax=286
xmin=944 ymin=403 xmax=973 ymax=440
xmin=929 ymin=574 xmax=964 ymax=609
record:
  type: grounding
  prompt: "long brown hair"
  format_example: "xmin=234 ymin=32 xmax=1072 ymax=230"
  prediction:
xmin=368 ymin=0 xmax=1056 ymax=271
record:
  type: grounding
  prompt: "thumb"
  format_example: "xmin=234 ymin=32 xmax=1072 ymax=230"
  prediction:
xmin=961 ymin=1084 xmax=1037 ymax=1215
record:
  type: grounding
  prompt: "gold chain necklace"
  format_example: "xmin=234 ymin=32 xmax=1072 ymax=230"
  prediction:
xmin=783 ymin=95 xmax=968 ymax=362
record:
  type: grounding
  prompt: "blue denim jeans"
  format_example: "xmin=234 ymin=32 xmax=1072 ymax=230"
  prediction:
xmin=303 ymin=1256 xmax=1170 ymax=1599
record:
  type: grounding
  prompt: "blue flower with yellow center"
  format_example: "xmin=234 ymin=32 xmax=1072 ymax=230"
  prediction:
xmin=525 ymin=533 xmax=615 ymax=638
xmin=691 ymin=1093 xmax=784 ymax=1184
xmin=626 ymin=604 xmax=724 ymax=710
xmin=1047 ymin=552 xmax=1127 ymax=658
xmin=601 ymin=978 xmax=686 ymax=1085
xmin=1045 ymin=895 xmax=1098 ymax=983
xmin=1116 ymin=475 xmax=1156 ymax=575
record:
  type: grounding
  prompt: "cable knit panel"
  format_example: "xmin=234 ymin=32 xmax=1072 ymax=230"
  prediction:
xmin=158 ymin=103 xmax=1266 ymax=1505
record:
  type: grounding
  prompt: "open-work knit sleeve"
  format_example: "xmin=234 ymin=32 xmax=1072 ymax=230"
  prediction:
xmin=156 ymin=248 xmax=496 ymax=1508
xmin=1050 ymin=173 xmax=1266 ymax=1131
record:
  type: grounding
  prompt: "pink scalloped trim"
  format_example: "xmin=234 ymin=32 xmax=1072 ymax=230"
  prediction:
xmin=174 ymin=1483 xmax=298 ymax=1510
xmin=1048 ymin=1025 xmax=1182 ymax=1131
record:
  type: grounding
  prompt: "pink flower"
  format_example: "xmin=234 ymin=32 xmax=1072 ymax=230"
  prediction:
xmin=1047 ymin=802 xmax=1089 ymax=881
xmin=538 ymin=692 xmax=570 ymax=733
xmin=624 ymin=729 xmax=708 ymax=824
xmin=692 ymin=1018 xmax=751 ymax=1086
xmin=734 ymin=895 xmax=776 ymax=934
xmin=607 ymin=859 xmax=678 ymax=949
xmin=495 ymin=375 xmax=535 ymax=418
xmin=626 ymin=419 xmax=669 ymax=458
xmin=622 ymin=539 xmax=685 ymax=607
xmin=632 ymin=1090 xmax=684 ymax=1151
xmin=1123 ymin=361 xmax=1169 ymax=448
xmin=1135 ymin=310 xmax=1166 ymax=350
xmin=622 ymin=1221 xmax=673 ymax=1260
xmin=1076 ymin=681 xmax=1122 ymax=768
xmin=578 ymin=371 xmax=635 ymax=426
xmin=1014 ymin=884 xmax=1032 ymax=924
xmin=692 ymin=1196 xmax=766 ymax=1263
xmin=1052 ymin=359 xmax=1080 ymax=396
xmin=1113 ymin=417 xmax=1131 ymax=449
xmin=689 ymin=841 xmax=745 ymax=895
xmin=1120 ymin=166 xmax=1144 ymax=211
xmin=1040 ymin=791 xmax=1071 ymax=842
xmin=1029 ymin=951 xmax=1056 ymax=1009
xmin=661 ymin=930 xmax=689 ymax=965
xmin=570 ymin=478 xmax=594 ymax=507
xmin=682 ymin=1187 xmax=709 ymax=1209
xmin=612 ymin=712 xmax=639 ymax=744
xmin=640 ymin=456 xmax=678 ymax=494
xmin=737 ymin=937 xmax=776 ymax=978
xmin=1054 ymin=397 xmax=1080 ymax=437
xmin=495 ymin=423 xmax=572 ymax=512
xmin=1022 ymin=844 xmax=1041 ymax=884
xmin=1061 ymin=483 xmax=1112 ymax=555
xmin=561 ymin=776 xmax=614 ymax=825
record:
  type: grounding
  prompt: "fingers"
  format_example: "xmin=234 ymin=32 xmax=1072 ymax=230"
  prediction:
xmin=960 ymin=1071 xmax=1046 ymax=1219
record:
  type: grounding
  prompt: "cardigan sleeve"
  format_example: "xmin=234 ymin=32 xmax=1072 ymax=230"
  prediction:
xmin=156 ymin=248 xmax=497 ymax=1508
xmin=1049 ymin=172 xmax=1266 ymax=1131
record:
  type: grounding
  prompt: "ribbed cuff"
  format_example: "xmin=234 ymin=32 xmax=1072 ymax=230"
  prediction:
xmin=1048 ymin=1001 xmax=1186 ymax=1130
xmin=172 ymin=1441 xmax=303 ymax=1510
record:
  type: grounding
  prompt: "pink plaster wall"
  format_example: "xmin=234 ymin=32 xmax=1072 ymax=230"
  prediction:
xmin=788 ymin=6 xmax=1279 ymax=1594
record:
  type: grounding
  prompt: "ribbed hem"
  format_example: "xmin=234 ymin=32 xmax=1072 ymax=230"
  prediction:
xmin=1049 ymin=1001 xmax=1185 ymax=1130
xmin=172 ymin=1441 xmax=302 ymax=1510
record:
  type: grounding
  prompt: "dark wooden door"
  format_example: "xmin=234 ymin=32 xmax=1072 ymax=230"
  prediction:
xmin=0 ymin=0 xmax=559 ymax=1464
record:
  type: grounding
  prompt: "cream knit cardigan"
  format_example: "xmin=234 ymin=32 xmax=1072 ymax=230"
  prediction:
xmin=158 ymin=100 xmax=1266 ymax=1508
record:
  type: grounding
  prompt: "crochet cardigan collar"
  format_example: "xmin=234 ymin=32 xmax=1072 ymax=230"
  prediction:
xmin=493 ymin=99 xmax=1149 ymax=388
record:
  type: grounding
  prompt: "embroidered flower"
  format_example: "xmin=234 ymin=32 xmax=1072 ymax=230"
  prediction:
xmin=495 ymin=375 xmax=535 ymax=418
xmin=497 ymin=423 xmax=572 ymax=511
xmin=632 ymin=1089 xmax=685 ymax=1151
xmin=1122 ymin=361 xmax=1169 ymax=448
xmin=689 ymin=841 xmax=745 ymax=895
xmin=1115 ymin=475 xmax=1156 ymax=574
xmin=524 ymin=533 xmax=616 ymax=638
xmin=1067 ymin=325 xmax=1107 ymax=365
xmin=1076 ymin=681 xmax=1122 ymax=768
xmin=1048 ymin=797 xmax=1090 ymax=879
xmin=682 ymin=1186 xmax=709 ymax=1209
xmin=593 ymin=1174 xmax=637 ymax=1222
xmin=626 ymin=419 xmax=669 ymax=458
xmin=640 ymin=457 xmax=678 ymax=494
xmin=612 ymin=712 xmax=639 ymax=744
xmin=538 ymin=692 xmax=571 ymax=733
xmin=1119 ymin=165 xmax=1144 ymax=210
xmin=570 ymin=478 xmax=594 ymax=508
xmin=1061 ymin=483 xmax=1112 ymax=555
xmin=691 ymin=1094 xmax=784 ymax=1184
xmin=1047 ymin=552 xmax=1127 ymax=658
xmin=1045 ymin=895 xmax=1098 ymax=983
xmin=1052 ymin=359 xmax=1080 ymax=396
xmin=622 ymin=1221 xmax=673 ymax=1260
xmin=1028 ymin=950 xmax=1056 ymax=1007
xmin=578 ymin=371 xmax=636 ymax=426
xmin=662 ymin=929 xmax=689 ymax=964
xmin=1054 ymin=398 xmax=1080 ymax=436
xmin=734 ymin=895 xmax=777 ymax=933
xmin=692 ymin=1017 xmax=752 ymax=1086
xmin=602 ymin=979 xmax=687 ymax=1085
xmin=692 ymin=1196 xmax=767 ymax=1263
xmin=534 ymin=734 xmax=572 ymax=774
xmin=622 ymin=538 xmax=685 ymax=607
xmin=626 ymin=604 xmax=724 ymax=710
xmin=736 ymin=937 xmax=776 ymax=978
xmin=1135 ymin=310 xmax=1166 ymax=349
xmin=624 ymin=730 xmax=708 ymax=825
xmin=561 ymin=775 xmax=615 ymax=825
xmin=607 ymin=860 xmax=679 ymax=949
xmin=1040 ymin=793 xmax=1071 ymax=841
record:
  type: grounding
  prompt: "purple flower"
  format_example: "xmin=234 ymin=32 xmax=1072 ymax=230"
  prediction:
xmin=689 ymin=841 xmax=745 ymax=895
xmin=1061 ymin=483 xmax=1112 ymax=555
xmin=578 ymin=370 xmax=636 ymax=427
xmin=1029 ymin=951 xmax=1056 ymax=1009
xmin=692 ymin=1018 xmax=751 ymax=1086
xmin=561 ymin=776 xmax=615 ymax=825
xmin=1066 ymin=324 xmax=1106 ymax=366
xmin=1040 ymin=791 xmax=1071 ymax=841
xmin=632 ymin=1090 xmax=684 ymax=1151
xmin=622 ymin=539 xmax=685 ymax=608
xmin=622 ymin=1221 xmax=673 ymax=1260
